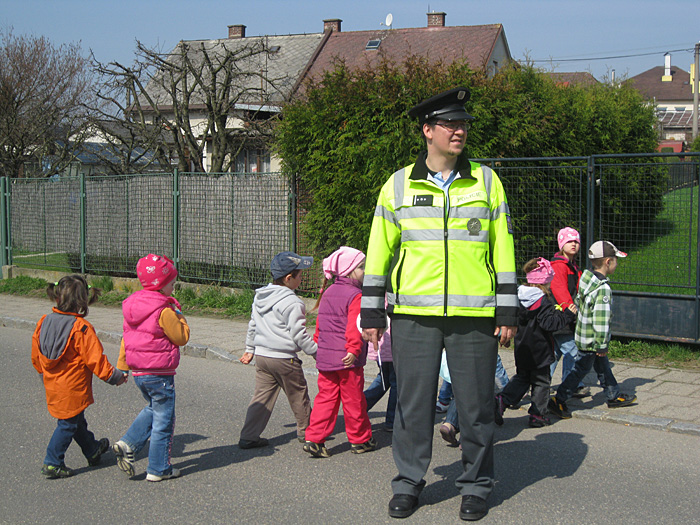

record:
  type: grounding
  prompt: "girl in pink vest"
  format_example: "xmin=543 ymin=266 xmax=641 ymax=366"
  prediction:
xmin=303 ymin=247 xmax=375 ymax=458
xmin=113 ymin=254 xmax=190 ymax=481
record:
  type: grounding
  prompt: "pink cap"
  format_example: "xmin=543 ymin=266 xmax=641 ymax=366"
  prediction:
xmin=526 ymin=258 xmax=555 ymax=284
xmin=557 ymin=227 xmax=581 ymax=251
xmin=322 ymin=246 xmax=365 ymax=279
xmin=136 ymin=254 xmax=177 ymax=291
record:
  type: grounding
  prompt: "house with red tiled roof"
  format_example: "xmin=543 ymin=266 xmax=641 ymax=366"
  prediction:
xmin=295 ymin=12 xmax=512 ymax=91
xmin=627 ymin=53 xmax=695 ymax=147
xmin=544 ymin=71 xmax=598 ymax=88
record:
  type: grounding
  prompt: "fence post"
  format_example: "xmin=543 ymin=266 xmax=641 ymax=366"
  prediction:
xmin=289 ymin=173 xmax=297 ymax=252
xmin=80 ymin=172 xmax=86 ymax=274
xmin=0 ymin=177 xmax=9 ymax=267
xmin=172 ymin=169 xmax=180 ymax=271
xmin=695 ymin=159 xmax=700 ymax=342
xmin=585 ymin=156 xmax=596 ymax=269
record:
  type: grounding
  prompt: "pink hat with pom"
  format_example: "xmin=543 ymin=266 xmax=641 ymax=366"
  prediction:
xmin=322 ymin=246 xmax=365 ymax=279
xmin=136 ymin=254 xmax=177 ymax=291
xmin=557 ymin=227 xmax=581 ymax=251
xmin=526 ymin=258 xmax=555 ymax=284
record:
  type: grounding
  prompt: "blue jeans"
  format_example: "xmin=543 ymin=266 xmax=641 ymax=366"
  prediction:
xmin=121 ymin=375 xmax=176 ymax=476
xmin=494 ymin=354 xmax=509 ymax=393
xmin=364 ymin=361 xmax=397 ymax=427
xmin=550 ymin=334 xmax=581 ymax=386
xmin=556 ymin=352 xmax=618 ymax=403
xmin=437 ymin=379 xmax=453 ymax=405
xmin=44 ymin=411 xmax=101 ymax=467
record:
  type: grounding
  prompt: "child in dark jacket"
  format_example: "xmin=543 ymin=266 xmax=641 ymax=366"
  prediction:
xmin=495 ymin=258 xmax=577 ymax=428
xmin=32 ymin=275 xmax=127 ymax=479
xmin=303 ymin=246 xmax=375 ymax=458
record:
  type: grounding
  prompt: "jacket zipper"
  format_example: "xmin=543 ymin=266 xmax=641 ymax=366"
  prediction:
xmin=443 ymin=187 xmax=449 ymax=316
xmin=394 ymin=249 xmax=406 ymax=306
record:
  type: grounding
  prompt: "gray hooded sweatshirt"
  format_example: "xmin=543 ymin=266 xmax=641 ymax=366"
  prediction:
xmin=245 ymin=283 xmax=317 ymax=359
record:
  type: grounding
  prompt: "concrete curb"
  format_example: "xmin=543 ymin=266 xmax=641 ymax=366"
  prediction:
xmin=5 ymin=314 xmax=700 ymax=437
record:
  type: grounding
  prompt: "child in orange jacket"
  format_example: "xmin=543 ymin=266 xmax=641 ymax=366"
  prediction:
xmin=32 ymin=275 xmax=128 ymax=479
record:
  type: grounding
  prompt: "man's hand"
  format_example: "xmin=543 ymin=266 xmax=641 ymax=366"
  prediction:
xmin=362 ymin=328 xmax=385 ymax=352
xmin=239 ymin=352 xmax=254 ymax=365
xmin=494 ymin=325 xmax=517 ymax=347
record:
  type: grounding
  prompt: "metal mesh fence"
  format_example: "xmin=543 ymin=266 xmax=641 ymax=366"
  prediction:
xmin=9 ymin=176 xmax=81 ymax=270
xmin=4 ymin=154 xmax=699 ymax=298
xmin=5 ymin=171 xmax=291 ymax=288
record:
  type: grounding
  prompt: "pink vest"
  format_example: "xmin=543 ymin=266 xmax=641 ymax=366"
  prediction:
xmin=122 ymin=290 xmax=180 ymax=375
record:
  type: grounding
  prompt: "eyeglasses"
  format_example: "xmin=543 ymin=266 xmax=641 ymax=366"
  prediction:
xmin=435 ymin=120 xmax=471 ymax=132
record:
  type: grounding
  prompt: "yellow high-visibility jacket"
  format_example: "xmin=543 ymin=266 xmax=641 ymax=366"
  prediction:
xmin=360 ymin=151 xmax=518 ymax=328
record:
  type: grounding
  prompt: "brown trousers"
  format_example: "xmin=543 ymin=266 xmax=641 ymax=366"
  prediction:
xmin=239 ymin=354 xmax=312 ymax=442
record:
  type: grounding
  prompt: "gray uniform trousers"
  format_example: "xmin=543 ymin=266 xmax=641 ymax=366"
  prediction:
xmin=390 ymin=315 xmax=498 ymax=500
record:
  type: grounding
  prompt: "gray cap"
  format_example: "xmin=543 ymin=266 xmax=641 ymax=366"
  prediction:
xmin=270 ymin=251 xmax=314 ymax=279
xmin=408 ymin=87 xmax=475 ymax=124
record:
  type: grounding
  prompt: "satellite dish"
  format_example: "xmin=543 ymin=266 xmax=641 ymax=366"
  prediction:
xmin=385 ymin=13 xmax=393 ymax=28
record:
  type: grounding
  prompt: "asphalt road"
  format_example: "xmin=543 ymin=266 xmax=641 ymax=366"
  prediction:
xmin=1 ymin=326 xmax=698 ymax=524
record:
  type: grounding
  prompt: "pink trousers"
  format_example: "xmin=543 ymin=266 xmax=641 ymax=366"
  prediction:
xmin=305 ymin=367 xmax=372 ymax=444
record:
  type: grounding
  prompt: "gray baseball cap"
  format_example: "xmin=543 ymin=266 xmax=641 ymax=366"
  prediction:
xmin=270 ymin=251 xmax=314 ymax=279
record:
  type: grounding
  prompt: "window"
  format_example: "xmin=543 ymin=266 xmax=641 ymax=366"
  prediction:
xmin=235 ymin=148 xmax=270 ymax=173
xmin=366 ymin=39 xmax=381 ymax=50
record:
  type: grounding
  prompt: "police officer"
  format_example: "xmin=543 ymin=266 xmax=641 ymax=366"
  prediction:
xmin=360 ymin=87 xmax=518 ymax=521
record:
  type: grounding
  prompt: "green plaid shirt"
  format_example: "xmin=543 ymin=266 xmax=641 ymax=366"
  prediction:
xmin=575 ymin=269 xmax=612 ymax=353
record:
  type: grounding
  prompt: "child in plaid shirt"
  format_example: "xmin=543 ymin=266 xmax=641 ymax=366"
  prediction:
xmin=549 ymin=241 xmax=637 ymax=419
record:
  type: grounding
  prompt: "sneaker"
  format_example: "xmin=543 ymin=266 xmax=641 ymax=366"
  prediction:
xmin=528 ymin=414 xmax=552 ymax=428
xmin=547 ymin=396 xmax=572 ymax=419
xmin=351 ymin=437 xmax=377 ymax=454
xmin=435 ymin=400 xmax=450 ymax=413
xmin=572 ymin=386 xmax=591 ymax=398
xmin=303 ymin=440 xmax=331 ymax=458
xmin=494 ymin=394 xmax=505 ymax=426
xmin=87 ymin=438 xmax=110 ymax=466
xmin=112 ymin=440 xmax=136 ymax=477
xmin=439 ymin=423 xmax=459 ymax=446
xmin=146 ymin=467 xmax=180 ymax=482
xmin=238 ymin=438 xmax=269 ymax=449
xmin=41 ymin=464 xmax=74 ymax=479
xmin=607 ymin=393 xmax=637 ymax=408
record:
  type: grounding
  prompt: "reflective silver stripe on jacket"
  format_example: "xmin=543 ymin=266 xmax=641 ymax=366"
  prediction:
xmin=361 ymin=295 xmax=385 ymax=309
xmin=393 ymin=168 xmax=406 ymax=209
xmin=401 ymin=229 xmax=489 ymax=243
xmin=386 ymin=293 xmax=497 ymax=309
xmin=395 ymin=206 xmax=489 ymax=221
xmin=374 ymin=204 xmax=399 ymax=227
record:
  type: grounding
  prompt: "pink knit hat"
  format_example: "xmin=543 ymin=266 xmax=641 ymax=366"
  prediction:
xmin=526 ymin=258 xmax=555 ymax=284
xmin=557 ymin=227 xmax=581 ymax=251
xmin=322 ymin=246 xmax=365 ymax=279
xmin=136 ymin=254 xmax=177 ymax=291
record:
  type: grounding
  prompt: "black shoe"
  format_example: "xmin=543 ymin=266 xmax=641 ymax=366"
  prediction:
xmin=607 ymin=393 xmax=637 ymax=408
xmin=572 ymin=385 xmax=591 ymax=398
xmin=528 ymin=414 xmax=551 ymax=428
xmin=494 ymin=394 xmax=505 ymax=426
xmin=388 ymin=494 xmax=419 ymax=519
xmin=547 ymin=396 xmax=572 ymax=419
xmin=459 ymin=495 xmax=488 ymax=521
xmin=87 ymin=437 xmax=110 ymax=466
xmin=238 ymin=438 xmax=269 ymax=449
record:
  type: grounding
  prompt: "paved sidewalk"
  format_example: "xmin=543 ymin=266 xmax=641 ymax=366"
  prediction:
xmin=2 ymin=294 xmax=699 ymax=436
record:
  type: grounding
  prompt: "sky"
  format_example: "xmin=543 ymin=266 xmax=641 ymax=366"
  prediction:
xmin=2 ymin=0 xmax=699 ymax=81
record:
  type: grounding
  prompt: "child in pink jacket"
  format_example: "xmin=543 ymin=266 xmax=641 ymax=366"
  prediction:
xmin=113 ymin=254 xmax=190 ymax=482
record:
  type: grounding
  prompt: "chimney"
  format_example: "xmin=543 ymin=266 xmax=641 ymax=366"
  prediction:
xmin=228 ymin=24 xmax=246 ymax=39
xmin=662 ymin=53 xmax=672 ymax=82
xmin=427 ymin=11 xmax=446 ymax=27
xmin=324 ymin=19 xmax=342 ymax=33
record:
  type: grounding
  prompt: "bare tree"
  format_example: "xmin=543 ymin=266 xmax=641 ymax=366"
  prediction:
xmin=0 ymin=29 xmax=94 ymax=178
xmin=92 ymin=37 xmax=283 ymax=174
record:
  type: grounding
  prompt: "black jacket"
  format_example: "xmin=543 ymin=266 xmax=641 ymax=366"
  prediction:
xmin=514 ymin=286 xmax=576 ymax=370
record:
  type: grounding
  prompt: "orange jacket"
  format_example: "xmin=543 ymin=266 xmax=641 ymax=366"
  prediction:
xmin=31 ymin=308 xmax=121 ymax=419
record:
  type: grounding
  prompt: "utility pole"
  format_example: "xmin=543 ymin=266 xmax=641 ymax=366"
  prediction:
xmin=694 ymin=42 xmax=699 ymax=140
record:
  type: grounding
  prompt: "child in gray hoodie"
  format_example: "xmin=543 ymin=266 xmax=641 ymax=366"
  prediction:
xmin=238 ymin=251 xmax=318 ymax=449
